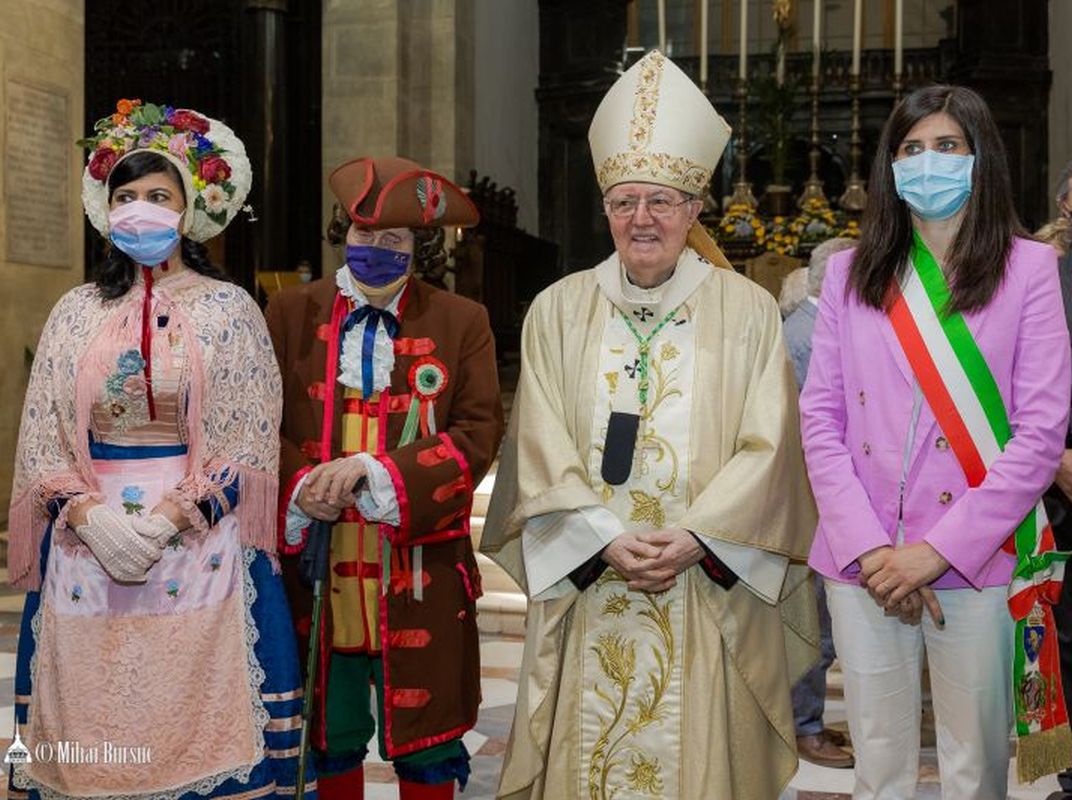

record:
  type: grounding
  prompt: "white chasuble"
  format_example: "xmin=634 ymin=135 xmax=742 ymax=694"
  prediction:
xmin=481 ymin=248 xmax=821 ymax=800
xmin=578 ymin=294 xmax=695 ymax=799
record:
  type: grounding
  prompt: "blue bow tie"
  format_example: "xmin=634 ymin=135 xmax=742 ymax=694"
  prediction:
xmin=340 ymin=304 xmax=401 ymax=399
xmin=341 ymin=304 xmax=400 ymax=339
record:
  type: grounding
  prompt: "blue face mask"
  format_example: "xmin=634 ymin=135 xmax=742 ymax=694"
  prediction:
xmin=892 ymin=149 xmax=975 ymax=221
xmin=107 ymin=201 xmax=182 ymax=266
xmin=345 ymin=244 xmax=411 ymax=287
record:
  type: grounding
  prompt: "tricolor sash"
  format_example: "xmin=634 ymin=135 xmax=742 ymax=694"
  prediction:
xmin=886 ymin=232 xmax=1071 ymax=782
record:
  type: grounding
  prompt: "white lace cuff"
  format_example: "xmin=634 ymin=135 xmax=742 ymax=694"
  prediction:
xmin=693 ymin=533 xmax=789 ymax=604
xmin=522 ymin=506 xmax=622 ymax=600
xmin=354 ymin=453 xmax=400 ymax=525
xmin=284 ymin=473 xmax=313 ymax=546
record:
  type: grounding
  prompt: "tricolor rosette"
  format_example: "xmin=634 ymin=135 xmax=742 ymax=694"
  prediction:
xmin=409 ymin=356 xmax=450 ymax=400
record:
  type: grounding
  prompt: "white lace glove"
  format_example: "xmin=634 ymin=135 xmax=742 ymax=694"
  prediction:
xmin=130 ymin=513 xmax=180 ymax=548
xmin=74 ymin=504 xmax=164 ymax=583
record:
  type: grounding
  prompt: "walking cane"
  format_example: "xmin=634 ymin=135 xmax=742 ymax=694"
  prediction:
xmin=295 ymin=519 xmax=332 ymax=800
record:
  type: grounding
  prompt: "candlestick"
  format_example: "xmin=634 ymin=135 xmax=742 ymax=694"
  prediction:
xmin=800 ymin=9 xmax=827 ymax=208
xmin=894 ymin=0 xmax=904 ymax=101
xmin=729 ymin=77 xmax=757 ymax=208
xmin=851 ymin=0 xmax=862 ymax=77
xmin=839 ymin=74 xmax=868 ymax=212
xmin=739 ymin=0 xmax=748 ymax=81
xmin=812 ymin=0 xmax=821 ymax=79
xmin=700 ymin=0 xmax=709 ymax=88
xmin=658 ymin=0 xmax=667 ymax=53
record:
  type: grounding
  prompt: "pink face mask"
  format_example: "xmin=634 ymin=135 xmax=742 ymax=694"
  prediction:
xmin=108 ymin=201 xmax=183 ymax=265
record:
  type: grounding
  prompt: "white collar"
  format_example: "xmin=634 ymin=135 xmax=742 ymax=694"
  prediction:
xmin=595 ymin=248 xmax=712 ymax=319
xmin=334 ymin=265 xmax=402 ymax=394
xmin=334 ymin=265 xmax=405 ymax=314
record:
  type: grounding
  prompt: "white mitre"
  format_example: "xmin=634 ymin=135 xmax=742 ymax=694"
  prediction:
xmin=589 ymin=50 xmax=734 ymax=268
xmin=589 ymin=49 xmax=732 ymax=196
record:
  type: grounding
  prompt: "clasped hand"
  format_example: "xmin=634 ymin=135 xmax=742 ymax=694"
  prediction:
xmin=858 ymin=543 xmax=948 ymax=628
xmin=296 ymin=457 xmax=368 ymax=521
xmin=69 ymin=499 xmax=181 ymax=583
xmin=602 ymin=528 xmax=705 ymax=593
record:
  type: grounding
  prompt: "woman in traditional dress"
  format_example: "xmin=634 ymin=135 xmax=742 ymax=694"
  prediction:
xmin=803 ymin=84 xmax=1072 ymax=798
xmin=7 ymin=99 xmax=313 ymax=799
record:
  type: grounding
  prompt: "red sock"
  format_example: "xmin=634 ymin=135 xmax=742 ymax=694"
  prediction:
xmin=317 ymin=765 xmax=364 ymax=800
xmin=397 ymin=778 xmax=454 ymax=800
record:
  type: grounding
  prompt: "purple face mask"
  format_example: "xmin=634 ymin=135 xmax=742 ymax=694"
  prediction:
xmin=345 ymin=244 xmax=411 ymax=287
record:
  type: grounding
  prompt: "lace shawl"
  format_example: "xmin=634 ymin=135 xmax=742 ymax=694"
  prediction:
xmin=8 ymin=276 xmax=282 ymax=590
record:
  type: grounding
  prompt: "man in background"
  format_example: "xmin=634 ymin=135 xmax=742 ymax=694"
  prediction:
xmin=784 ymin=236 xmax=856 ymax=769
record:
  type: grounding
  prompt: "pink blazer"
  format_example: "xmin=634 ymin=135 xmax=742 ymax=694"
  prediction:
xmin=802 ymin=238 xmax=1071 ymax=589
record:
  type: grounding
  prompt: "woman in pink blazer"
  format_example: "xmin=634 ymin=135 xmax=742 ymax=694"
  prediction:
xmin=802 ymin=85 xmax=1071 ymax=799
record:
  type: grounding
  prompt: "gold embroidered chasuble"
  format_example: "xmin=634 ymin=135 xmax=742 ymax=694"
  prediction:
xmin=482 ymin=248 xmax=820 ymax=799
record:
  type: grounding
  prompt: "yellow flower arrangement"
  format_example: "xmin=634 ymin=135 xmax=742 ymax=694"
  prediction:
xmin=765 ymin=215 xmax=800 ymax=255
xmin=783 ymin=197 xmax=853 ymax=253
xmin=839 ymin=218 xmax=862 ymax=239
xmin=714 ymin=203 xmax=767 ymax=248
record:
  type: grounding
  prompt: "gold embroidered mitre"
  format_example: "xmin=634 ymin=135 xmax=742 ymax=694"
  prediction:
xmin=589 ymin=49 xmax=732 ymax=196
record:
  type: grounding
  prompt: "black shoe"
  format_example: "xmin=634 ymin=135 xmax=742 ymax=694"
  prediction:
xmin=1059 ymin=767 xmax=1072 ymax=792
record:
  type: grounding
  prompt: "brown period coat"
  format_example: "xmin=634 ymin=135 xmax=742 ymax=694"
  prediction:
xmin=264 ymin=274 xmax=504 ymax=757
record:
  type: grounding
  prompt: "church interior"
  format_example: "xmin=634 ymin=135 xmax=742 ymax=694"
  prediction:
xmin=1 ymin=1 xmax=1071 ymax=797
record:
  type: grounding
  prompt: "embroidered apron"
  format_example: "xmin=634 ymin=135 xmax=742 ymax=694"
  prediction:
xmin=22 ymin=454 xmax=263 ymax=796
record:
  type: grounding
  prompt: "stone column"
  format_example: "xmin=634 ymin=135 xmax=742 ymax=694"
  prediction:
xmin=474 ymin=0 xmax=539 ymax=232
xmin=536 ymin=0 xmax=628 ymax=273
xmin=1048 ymin=0 xmax=1072 ymax=218
xmin=321 ymin=0 xmax=476 ymax=268
xmin=0 ymin=0 xmax=85 ymax=519
xmin=240 ymin=0 xmax=290 ymax=285
xmin=951 ymin=0 xmax=1051 ymax=229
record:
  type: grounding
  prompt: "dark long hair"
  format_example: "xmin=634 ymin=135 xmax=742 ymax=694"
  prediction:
xmin=97 ymin=151 xmax=229 ymax=299
xmin=849 ymin=85 xmax=1025 ymax=313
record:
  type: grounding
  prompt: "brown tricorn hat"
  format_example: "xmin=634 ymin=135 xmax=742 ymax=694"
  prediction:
xmin=328 ymin=156 xmax=479 ymax=230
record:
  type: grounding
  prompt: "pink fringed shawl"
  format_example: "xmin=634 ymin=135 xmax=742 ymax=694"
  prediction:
xmin=8 ymin=275 xmax=282 ymax=590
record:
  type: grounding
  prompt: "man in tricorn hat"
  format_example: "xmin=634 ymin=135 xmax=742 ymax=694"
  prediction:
xmin=266 ymin=157 xmax=504 ymax=799
xmin=481 ymin=51 xmax=818 ymax=798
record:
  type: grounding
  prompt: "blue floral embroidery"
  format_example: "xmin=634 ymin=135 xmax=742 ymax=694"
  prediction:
xmin=121 ymin=485 xmax=144 ymax=503
xmin=208 ymin=553 xmax=222 ymax=572
xmin=105 ymin=373 xmax=127 ymax=396
xmin=121 ymin=485 xmax=145 ymax=516
xmin=117 ymin=349 xmax=146 ymax=376
xmin=104 ymin=350 xmax=150 ymax=430
xmin=71 ymin=584 xmax=83 ymax=603
xmin=165 ymin=579 xmax=180 ymax=598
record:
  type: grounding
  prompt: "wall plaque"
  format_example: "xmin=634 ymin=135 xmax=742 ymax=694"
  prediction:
xmin=5 ymin=81 xmax=69 ymax=268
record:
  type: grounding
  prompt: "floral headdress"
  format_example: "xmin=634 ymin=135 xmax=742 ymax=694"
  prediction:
xmin=79 ymin=99 xmax=252 ymax=242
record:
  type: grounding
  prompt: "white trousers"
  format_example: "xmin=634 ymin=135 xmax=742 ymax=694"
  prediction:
xmin=825 ymin=580 xmax=1014 ymax=800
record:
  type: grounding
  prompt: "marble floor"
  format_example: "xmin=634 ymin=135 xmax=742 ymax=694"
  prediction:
xmin=0 ymin=577 xmax=1064 ymax=799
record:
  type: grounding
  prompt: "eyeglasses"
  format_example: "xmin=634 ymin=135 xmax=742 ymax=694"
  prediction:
xmin=603 ymin=195 xmax=695 ymax=219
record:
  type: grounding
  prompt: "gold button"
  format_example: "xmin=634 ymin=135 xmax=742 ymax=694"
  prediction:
xmin=936 ymin=436 xmax=949 ymax=451
xmin=862 ymin=442 xmax=871 ymax=455
xmin=939 ymin=491 xmax=952 ymax=504
xmin=858 ymin=390 xmax=866 ymax=405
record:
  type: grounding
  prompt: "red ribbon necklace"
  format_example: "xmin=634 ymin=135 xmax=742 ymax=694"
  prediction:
xmin=140 ymin=264 xmax=161 ymax=420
